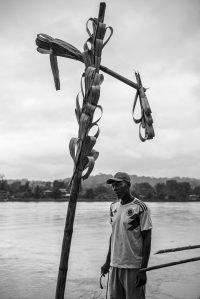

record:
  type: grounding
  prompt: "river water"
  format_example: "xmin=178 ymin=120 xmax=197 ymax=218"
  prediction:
xmin=0 ymin=202 xmax=200 ymax=299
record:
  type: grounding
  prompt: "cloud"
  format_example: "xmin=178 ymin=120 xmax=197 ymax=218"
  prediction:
xmin=1 ymin=0 xmax=200 ymax=180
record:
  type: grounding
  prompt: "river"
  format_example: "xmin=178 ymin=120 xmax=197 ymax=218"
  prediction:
xmin=0 ymin=202 xmax=200 ymax=299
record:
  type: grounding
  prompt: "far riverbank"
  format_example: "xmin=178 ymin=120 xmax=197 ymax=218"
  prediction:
xmin=1 ymin=197 xmax=200 ymax=203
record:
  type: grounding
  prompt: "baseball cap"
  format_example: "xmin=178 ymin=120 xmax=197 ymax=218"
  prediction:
xmin=106 ymin=172 xmax=131 ymax=184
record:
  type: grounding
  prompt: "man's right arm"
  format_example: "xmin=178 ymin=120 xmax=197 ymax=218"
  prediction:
xmin=101 ymin=235 xmax=111 ymax=275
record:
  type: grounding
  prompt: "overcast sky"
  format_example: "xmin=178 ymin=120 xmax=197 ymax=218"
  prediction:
xmin=1 ymin=0 xmax=200 ymax=181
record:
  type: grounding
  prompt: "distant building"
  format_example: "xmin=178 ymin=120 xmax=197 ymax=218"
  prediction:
xmin=188 ymin=194 xmax=200 ymax=201
xmin=59 ymin=189 xmax=70 ymax=199
xmin=43 ymin=189 xmax=53 ymax=198
xmin=43 ymin=189 xmax=70 ymax=199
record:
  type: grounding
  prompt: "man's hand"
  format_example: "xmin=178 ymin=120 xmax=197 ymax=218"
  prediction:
xmin=136 ymin=271 xmax=147 ymax=288
xmin=101 ymin=261 xmax=110 ymax=276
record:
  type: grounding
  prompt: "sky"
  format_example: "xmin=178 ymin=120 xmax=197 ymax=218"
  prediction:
xmin=0 ymin=0 xmax=200 ymax=181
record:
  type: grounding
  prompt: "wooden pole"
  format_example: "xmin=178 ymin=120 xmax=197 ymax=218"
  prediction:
xmin=155 ymin=244 xmax=200 ymax=254
xmin=139 ymin=256 xmax=200 ymax=273
xmin=55 ymin=3 xmax=106 ymax=299
xmin=100 ymin=65 xmax=139 ymax=90
xmin=98 ymin=1 xmax=106 ymax=22
xmin=55 ymin=171 xmax=81 ymax=299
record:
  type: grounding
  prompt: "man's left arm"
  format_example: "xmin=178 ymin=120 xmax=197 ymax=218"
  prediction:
xmin=136 ymin=229 xmax=152 ymax=287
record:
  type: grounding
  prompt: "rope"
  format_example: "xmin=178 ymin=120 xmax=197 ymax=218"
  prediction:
xmin=100 ymin=272 xmax=109 ymax=299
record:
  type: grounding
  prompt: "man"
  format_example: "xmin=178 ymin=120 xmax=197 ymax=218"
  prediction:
xmin=101 ymin=172 xmax=152 ymax=299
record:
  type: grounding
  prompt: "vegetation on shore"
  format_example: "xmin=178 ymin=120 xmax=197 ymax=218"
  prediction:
xmin=0 ymin=175 xmax=200 ymax=202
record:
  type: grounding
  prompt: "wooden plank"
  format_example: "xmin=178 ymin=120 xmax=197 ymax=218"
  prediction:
xmin=100 ymin=65 xmax=140 ymax=90
xmin=139 ymin=257 xmax=200 ymax=273
xmin=155 ymin=244 xmax=200 ymax=254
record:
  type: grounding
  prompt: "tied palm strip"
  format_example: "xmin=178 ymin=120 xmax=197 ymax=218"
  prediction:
xmin=68 ymin=17 xmax=112 ymax=186
xmin=132 ymin=72 xmax=155 ymax=142
xmin=35 ymin=22 xmax=112 ymax=90
xmin=36 ymin=33 xmax=83 ymax=90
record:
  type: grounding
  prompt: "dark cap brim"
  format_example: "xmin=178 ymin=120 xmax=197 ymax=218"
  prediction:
xmin=106 ymin=178 xmax=124 ymax=184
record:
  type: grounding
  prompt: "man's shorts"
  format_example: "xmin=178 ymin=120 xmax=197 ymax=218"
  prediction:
xmin=109 ymin=267 xmax=145 ymax=299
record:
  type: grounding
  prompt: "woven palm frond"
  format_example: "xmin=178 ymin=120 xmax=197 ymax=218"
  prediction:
xmin=36 ymin=33 xmax=83 ymax=62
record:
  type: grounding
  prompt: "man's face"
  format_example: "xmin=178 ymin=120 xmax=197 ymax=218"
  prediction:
xmin=111 ymin=181 xmax=130 ymax=199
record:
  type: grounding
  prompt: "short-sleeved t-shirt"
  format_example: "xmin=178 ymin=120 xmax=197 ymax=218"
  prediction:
xmin=110 ymin=197 xmax=152 ymax=269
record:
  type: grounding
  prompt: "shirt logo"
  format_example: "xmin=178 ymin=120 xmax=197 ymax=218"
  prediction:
xmin=126 ymin=208 xmax=134 ymax=217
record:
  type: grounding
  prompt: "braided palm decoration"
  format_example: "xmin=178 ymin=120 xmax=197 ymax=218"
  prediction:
xmin=68 ymin=18 xmax=113 ymax=185
xmin=36 ymin=19 xmax=113 ymax=186
xmin=36 ymin=37 xmax=155 ymax=145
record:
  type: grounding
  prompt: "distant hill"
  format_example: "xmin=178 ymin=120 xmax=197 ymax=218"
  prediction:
xmin=6 ymin=174 xmax=200 ymax=189
xmin=80 ymin=173 xmax=200 ymax=189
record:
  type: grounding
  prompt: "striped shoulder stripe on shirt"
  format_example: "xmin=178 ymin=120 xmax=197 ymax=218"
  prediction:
xmin=134 ymin=199 xmax=148 ymax=211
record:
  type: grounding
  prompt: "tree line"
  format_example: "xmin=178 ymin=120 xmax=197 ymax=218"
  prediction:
xmin=0 ymin=179 xmax=69 ymax=201
xmin=1 ymin=177 xmax=200 ymax=201
xmin=82 ymin=180 xmax=200 ymax=201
